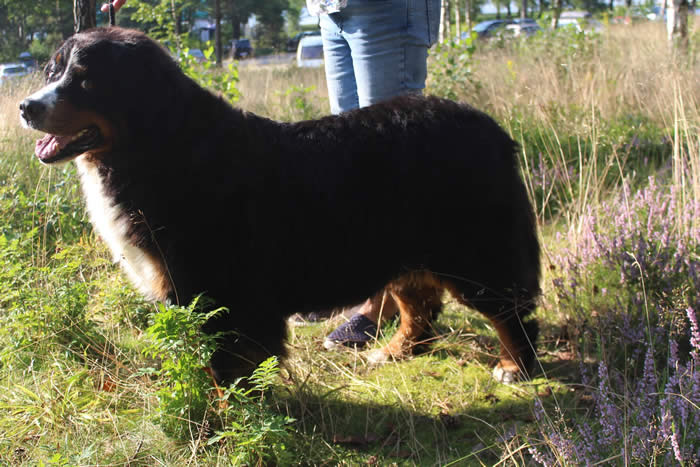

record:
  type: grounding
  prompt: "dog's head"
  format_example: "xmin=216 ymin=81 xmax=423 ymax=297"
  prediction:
xmin=20 ymin=27 xmax=183 ymax=164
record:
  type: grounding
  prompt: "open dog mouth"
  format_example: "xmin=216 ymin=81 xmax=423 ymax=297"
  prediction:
xmin=35 ymin=126 xmax=103 ymax=163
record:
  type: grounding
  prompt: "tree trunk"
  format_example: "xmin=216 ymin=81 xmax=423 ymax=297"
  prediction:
xmin=215 ymin=0 xmax=222 ymax=66
xmin=667 ymin=0 xmax=690 ymax=50
xmin=496 ymin=0 xmax=501 ymax=19
xmin=230 ymin=0 xmax=241 ymax=40
xmin=506 ymin=1 xmax=512 ymax=18
xmin=455 ymin=0 xmax=461 ymax=40
xmin=73 ymin=0 xmax=96 ymax=33
xmin=171 ymin=0 xmax=181 ymax=36
xmin=439 ymin=0 xmax=447 ymax=43
xmin=465 ymin=0 xmax=472 ymax=33
xmin=521 ymin=0 xmax=527 ymax=18
xmin=551 ymin=0 xmax=561 ymax=28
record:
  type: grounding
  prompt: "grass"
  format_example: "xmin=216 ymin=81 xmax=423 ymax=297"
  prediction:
xmin=0 ymin=21 xmax=698 ymax=465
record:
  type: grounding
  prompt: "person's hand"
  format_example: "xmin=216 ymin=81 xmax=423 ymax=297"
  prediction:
xmin=100 ymin=0 xmax=127 ymax=13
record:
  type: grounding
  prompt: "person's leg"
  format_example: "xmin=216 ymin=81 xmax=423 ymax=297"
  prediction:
xmin=323 ymin=0 xmax=440 ymax=349
xmin=338 ymin=0 xmax=440 ymax=107
xmin=319 ymin=13 xmax=359 ymax=114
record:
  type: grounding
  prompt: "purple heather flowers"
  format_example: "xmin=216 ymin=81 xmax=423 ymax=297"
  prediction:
xmin=534 ymin=177 xmax=700 ymax=464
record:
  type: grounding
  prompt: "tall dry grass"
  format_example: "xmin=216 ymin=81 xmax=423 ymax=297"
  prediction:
xmin=469 ymin=22 xmax=699 ymax=126
xmin=237 ymin=65 xmax=328 ymax=118
xmin=457 ymin=23 xmax=700 ymax=253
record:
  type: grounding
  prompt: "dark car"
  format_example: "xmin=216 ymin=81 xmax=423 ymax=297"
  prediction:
xmin=231 ymin=38 xmax=253 ymax=59
xmin=472 ymin=19 xmax=510 ymax=38
xmin=286 ymin=30 xmax=321 ymax=53
xmin=18 ymin=52 xmax=38 ymax=72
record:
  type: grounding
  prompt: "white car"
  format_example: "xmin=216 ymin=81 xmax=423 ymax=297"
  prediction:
xmin=505 ymin=23 xmax=541 ymax=37
xmin=0 ymin=63 xmax=29 ymax=85
xmin=557 ymin=10 xmax=603 ymax=33
xmin=557 ymin=17 xmax=603 ymax=33
xmin=297 ymin=35 xmax=324 ymax=68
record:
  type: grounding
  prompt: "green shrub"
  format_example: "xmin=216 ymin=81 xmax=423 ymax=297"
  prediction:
xmin=428 ymin=33 xmax=479 ymax=101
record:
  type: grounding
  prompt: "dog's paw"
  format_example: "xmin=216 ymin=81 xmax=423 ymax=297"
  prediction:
xmin=365 ymin=348 xmax=390 ymax=365
xmin=492 ymin=362 xmax=523 ymax=383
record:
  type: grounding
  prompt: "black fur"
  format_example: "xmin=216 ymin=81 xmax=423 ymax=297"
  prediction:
xmin=28 ymin=28 xmax=541 ymax=384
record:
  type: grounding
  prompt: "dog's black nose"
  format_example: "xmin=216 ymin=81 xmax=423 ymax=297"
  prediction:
xmin=19 ymin=99 xmax=46 ymax=122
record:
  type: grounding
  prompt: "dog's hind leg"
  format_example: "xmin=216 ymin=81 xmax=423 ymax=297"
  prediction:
xmin=366 ymin=276 xmax=443 ymax=365
xmin=446 ymin=281 xmax=539 ymax=383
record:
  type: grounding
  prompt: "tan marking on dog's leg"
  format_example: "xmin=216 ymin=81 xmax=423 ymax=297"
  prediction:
xmin=366 ymin=285 xmax=438 ymax=365
xmin=491 ymin=319 xmax=527 ymax=383
xmin=202 ymin=366 xmax=228 ymax=409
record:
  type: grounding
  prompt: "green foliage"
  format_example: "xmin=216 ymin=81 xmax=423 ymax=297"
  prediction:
xmin=277 ymin=84 xmax=322 ymax=121
xmin=0 ymin=0 xmax=73 ymax=61
xmin=249 ymin=0 xmax=289 ymax=51
xmin=210 ymin=357 xmax=296 ymax=465
xmin=178 ymin=46 xmax=241 ymax=105
xmin=142 ymin=300 xmax=296 ymax=462
xmin=119 ymin=1 xmax=242 ymax=104
xmin=27 ymin=33 xmax=65 ymax=64
xmin=428 ymin=33 xmax=480 ymax=101
xmin=141 ymin=298 xmax=223 ymax=439
xmin=126 ymin=0 xmax=194 ymax=41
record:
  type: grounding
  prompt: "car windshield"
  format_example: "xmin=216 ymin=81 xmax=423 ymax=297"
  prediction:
xmin=236 ymin=40 xmax=250 ymax=47
xmin=301 ymin=45 xmax=323 ymax=59
xmin=2 ymin=66 xmax=25 ymax=75
xmin=473 ymin=21 xmax=500 ymax=32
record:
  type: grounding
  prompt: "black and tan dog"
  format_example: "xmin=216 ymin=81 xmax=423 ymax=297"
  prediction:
xmin=20 ymin=27 xmax=540 ymax=385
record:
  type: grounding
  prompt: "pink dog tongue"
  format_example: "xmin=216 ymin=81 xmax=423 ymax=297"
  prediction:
xmin=35 ymin=134 xmax=73 ymax=161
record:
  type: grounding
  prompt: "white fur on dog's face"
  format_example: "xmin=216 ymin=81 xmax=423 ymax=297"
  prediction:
xmin=19 ymin=48 xmax=76 ymax=131
xmin=20 ymin=46 xmax=113 ymax=164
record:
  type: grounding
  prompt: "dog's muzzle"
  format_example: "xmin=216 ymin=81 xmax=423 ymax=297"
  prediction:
xmin=19 ymin=98 xmax=47 ymax=127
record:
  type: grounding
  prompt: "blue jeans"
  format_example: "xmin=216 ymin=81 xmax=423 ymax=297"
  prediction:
xmin=320 ymin=0 xmax=440 ymax=114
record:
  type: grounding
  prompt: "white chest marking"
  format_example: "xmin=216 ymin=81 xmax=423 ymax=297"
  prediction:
xmin=75 ymin=157 xmax=168 ymax=301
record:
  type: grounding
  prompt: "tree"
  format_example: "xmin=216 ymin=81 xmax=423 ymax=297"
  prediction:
xmin=439 ymin=0 xmax=448 ymax=43
xmin=464 ymin=0 xmax=472 ymax=33
xmin=666 ymin=0 xmax=690 ymax=51
xmin=74 ymin=0 xmax=96 ymax=32
xmin=551 ymin=0 xmax=562 ymax=29
xmin=214 ymin=0 xmax=221 ymax=65
xmin=454 ymin=0 xmax=461 ymax=39
xmin=250 ymin=0 xmax=287 ymax=50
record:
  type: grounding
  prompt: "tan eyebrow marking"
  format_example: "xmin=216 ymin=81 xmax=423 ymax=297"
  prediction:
xmin=73 ymin=64 xmax=88 ymax=75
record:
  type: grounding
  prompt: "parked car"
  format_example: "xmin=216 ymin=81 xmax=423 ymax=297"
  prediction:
xmin=297 ymin=35 xmax=324 ymax=68
xmin=505 ymin=23 xmax=541 ymax=37
xmin=231 ymin=38 xmax=253 ymax=59
xmin=0 ymin=63 xmax=29 ymax=85
xmin=18 ymin=52 xmax=38 ymax=72
xmin=510 ymin=18 xmax=538 ymax=26
xmin=287 ymin=30 xmax=321 ymax=53
xmin=186 ymin=48 xmax=207 ymax=63
xmin=556 ymin=12 xmax=603 ymax=33
xmin=471 ymin=19 xmax=510 ymax=38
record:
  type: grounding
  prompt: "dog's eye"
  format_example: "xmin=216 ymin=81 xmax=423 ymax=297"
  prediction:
xmin=81 ymin=80 xmax=93 ymax=91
